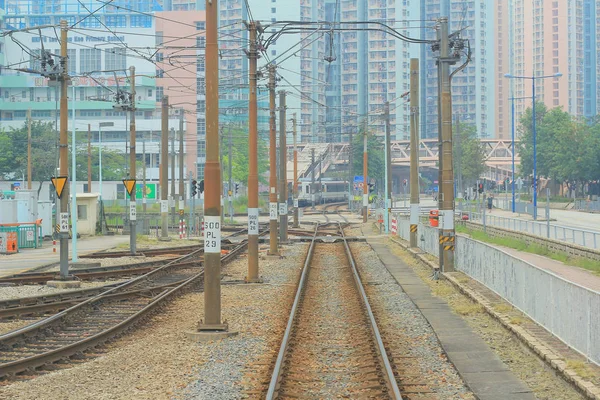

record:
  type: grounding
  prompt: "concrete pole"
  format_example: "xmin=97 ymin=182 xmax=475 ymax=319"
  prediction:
xmin=219 ymin=125 xmax=225 ymax=225
xmin=58 ymin=20 xmax=70 ymax=280
xmin=87 ymin=124 xmax=91 ymax=193
xmin=409 ymin=58 xmax=420 ymax=248
xmin=142 ymin=139 xmax=147 ymax=213
xmin=439 ymin=18 xmax=455 ymax=271
xmin=27 ymin=108 xmax=32 ymax=189
xmin=197 ymin=0 xmax=226 ymax=332
xmin=268 ymin=65 xmax=279 ymax=255
xmin=179 ymin=109 xmax=185 ymax=207
xmin=292 ymin=113 xmax=299 ymax=228
xmin=311 ymin=148 xmax=315 ymax=210
xmin=362 ymin=127 xmax=368 ymax=223
xmin=455 ymin=112 xmax=462 ymax=198
xmin=278 ymin=90 xmax=288 ymax=242
xmin=160 ymin=96 xmax=169 ymax=239
xmin=246 ymin=21 xmax=260 ymax=282
xmin=70 ymin=85 xmax=78 ymax=262
xmin=348 ymin=128 xmax=353 ymax=210
xmin=129 ymin=65 xmax=137 ymax=255
xmin=228 ymin=125 xmax=233 ymax=223
xmin=384 ymin=101 xmax=391 ymax=233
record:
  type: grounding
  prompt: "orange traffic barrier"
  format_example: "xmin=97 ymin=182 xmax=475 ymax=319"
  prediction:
xmin=429 ymin=209 xmax=439 ymax=227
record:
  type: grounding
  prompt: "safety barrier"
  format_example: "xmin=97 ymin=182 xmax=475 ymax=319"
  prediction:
xmin=0 ymin=223 xmax=42 ymax=249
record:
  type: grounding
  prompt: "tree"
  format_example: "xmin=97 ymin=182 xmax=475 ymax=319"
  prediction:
xmin=453 ymin=122 xmax=486 ymax=186
xmin=350 ymin=129 xmax=385 ymax=183
xmin=221 ymin=126 xmax=269 ymax=184
xmin=74 ymin=146 xmax=131 ymax=182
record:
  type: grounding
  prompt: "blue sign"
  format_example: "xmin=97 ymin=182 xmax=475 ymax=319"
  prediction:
xmin=354 ymin=176 xmax=364 ymax=183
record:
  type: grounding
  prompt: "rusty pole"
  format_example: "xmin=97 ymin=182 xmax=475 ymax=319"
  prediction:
xmin=198 ymin=0 xmax=227 ymax=332
xmin=160 ymin=96 xmax=169 ymax=240
xmin=362 ymin=125 xmax=368 ymax=223
xmin=58 ymin=20 xmax=70 ymax=280
xmin=129 ymin=65 xmax=137 ymax=255
xmin=268 ymin=65 xmax=279 ymax=255
xmin=179 ymin=109 xmax=184 ymax=208
xmin=278 ymin=90 xmax=288 ymax=242
xmin=246 ymin=21 xmax=260 ymax=282
xmin=409 ymin=58 xmax=420 ymax=248
xmin=292 ymin=113 xmax=299 ymax=228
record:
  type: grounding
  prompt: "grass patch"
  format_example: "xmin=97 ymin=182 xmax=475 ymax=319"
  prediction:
xmin=566 ymin=360 xmax=595 ymax=380
xmin=454 ymin=300 xmax=484 ymax=315
xmin=510 ymin=316 xmax=525 ymax=325
xmin=493 ymin=303 xmax=513 ymax=313
xmin=459 ymin=227 xmax=600 ymax=276
xmin=431 ymin=283 xmax=454 ymax=298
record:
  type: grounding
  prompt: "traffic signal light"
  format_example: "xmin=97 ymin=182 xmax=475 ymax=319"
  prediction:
xmin=478 ymin=183 xmax=484 ymax=193
xmin=198 ymin=179 xmax=205 ymax=194
xmin=234 ymin=183 xmax=239 ymax=195
xmin=368 ymin=182 xmax=376 ymax=193
xmin=191 ymin=179 xmax=197 ymax=197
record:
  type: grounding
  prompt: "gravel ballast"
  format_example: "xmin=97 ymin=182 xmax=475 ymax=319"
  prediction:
xmin=350 ymin=241 xmax=474 ymax=399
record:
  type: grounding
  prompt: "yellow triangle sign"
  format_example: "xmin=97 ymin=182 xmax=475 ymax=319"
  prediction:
xmin=51 ymin=176 xmax=68 ymax=199
xmin=123 ymin=179 xmax=137 ymax=197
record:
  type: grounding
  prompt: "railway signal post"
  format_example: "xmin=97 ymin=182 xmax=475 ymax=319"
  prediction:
xmin=363 ymin=126 xmax=368 ymax=223
xmin=279 ymin=90 xmax=288 ymax=242
xmin=409 ymin=58 xmax=420 ymax=248
xmin=292 ymin=113 xmax=299 ymax=228
xmin=268 ymin=65 xmax=279 ymax=255
xmin=160 ymin=96 xmax=170 ymax=241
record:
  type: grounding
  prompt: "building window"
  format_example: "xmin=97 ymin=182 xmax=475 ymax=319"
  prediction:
xmin=156 ymin=69 xmax=164 ymax=78
xmin=106 ymin=15 xmax=126 ymax=28
xmin=77 ymin=205 xmax=88 ymax=221
xmin=156 ymin=86 xmax=164 ymax=101
xmin=156 ymin=31 xmax=163 ymax=47
xmin=81 ymin=17 xmax=101 ymax=28
xmin=147 ymin=89 xmax=153 ymax=98
xmin=196 ymin=37 xmax=205 ymax=48
xmin=271 ymin=7 xmax=276 ymax=12
xmin=105 ymin=47 xmax=126 ymax=71
xmin=131 ymin=15 xmax=152 ymax=28
xmin=196 ymin=21 xmax=205 ymax=30
xmin=80 ymin=49 xmax=101 ymax=73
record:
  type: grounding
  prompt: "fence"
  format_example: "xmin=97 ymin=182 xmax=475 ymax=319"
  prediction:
xmin=574 ymin=199 xmax=600 ymax=212
xmin=0 ymin=224 xmax=42 ymax=249
xmin=469 ymin=211 xmax=600 ymax=250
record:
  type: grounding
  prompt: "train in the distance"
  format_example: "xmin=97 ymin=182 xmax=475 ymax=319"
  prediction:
xmin=297 ymin=178 xmax=348 ymax=206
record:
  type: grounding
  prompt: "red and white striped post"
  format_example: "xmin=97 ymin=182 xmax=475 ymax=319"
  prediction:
xmin=179 ymin=220 xmax=183 ymax=239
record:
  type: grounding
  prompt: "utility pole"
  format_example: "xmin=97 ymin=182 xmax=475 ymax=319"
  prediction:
xmin=246 ymin=20 xmax=261 ymax=283
xmin=384 ymin=101 xmax=391 ymax=232
xmin=179 ymin=109 xmax=185 ymax=207
xmin=348 ymin=128 xmax=353 ymax=210
xmin=190 ymin=0 xmax=231 ymax=340
xmin=311 ymin=148 xmax=315 ymax=210
xmin=87 ymin=124 xmax=91 ymax=193
xmin=437 ymin=17 xmax=457 ymax=272
xmin=455 ymin=112 xmax=462 ymax=198
xmin=363 ymin=124 xmax=368 ymax=223
xmin=170 ymin=127 xmax=176 ymax=223
xmin=409 ymin=58 xmax=420 ymax=248
xmin=292 ymin=113 xmax=299 ymax=228
xmin=128 ymin=65 xmax=137 ymax=255
xmin=278 ymin=90 xmax=288 ymax=242
xmin=160 ymin=96 xmax=169 ymax=240
xmin=27 ymin=108 xmax=32 ymax=190
xmin=219 ymin=125 xmax=225 ymax=225
xmin=228 ymin=125 xmax=233 ymax=223
xmin=268 ymin=64 xmax=279 ymax=255
xmin=142 ymin=138 xmax=147 ymax=213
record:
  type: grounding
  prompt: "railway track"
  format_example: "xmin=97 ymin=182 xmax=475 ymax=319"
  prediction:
xmin=0 ymin=241 xmax=248 ymax=379
xmin=265 ymin=223 xmax=402 ymax=399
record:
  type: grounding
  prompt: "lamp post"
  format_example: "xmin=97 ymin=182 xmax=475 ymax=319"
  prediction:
xmin=504 ymin=72 xmax=562 ymax=220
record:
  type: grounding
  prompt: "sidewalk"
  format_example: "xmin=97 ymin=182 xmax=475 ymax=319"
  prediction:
xmin=0 ymin=235 xmax=129 ymax=277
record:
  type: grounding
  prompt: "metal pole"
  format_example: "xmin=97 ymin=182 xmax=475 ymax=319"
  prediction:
xmin=363 ymin=125 xmax=368 ymax=223
xmin=439 ymin=17 xmax=455 ymax=272
xmin=87 ymin=124 xmax=91 ymax=193
xmin=246 ymin=21 xmax=260 ymax=282
xmin=455 ymin=112 xmax=461 ymax=197
xmin=228 ymin=124 xmax=233 ymax=223
xmin=511 ymin=97 xmax=516 ymax=212
xmin=170 ymin=127 xmax=176 ymax=223
xmin=27 ymin=108 xmax=32 ymax=189
xmin=311 ymin=148 xmax=315 ymax=210
xmin=532 ymin=77 xmax=537 ymax=220
xmin=99 ymin=124 xmax=105 ymax=235
xmin=179 ymin=109 xmax=185 ymax=207
xmin=198 ymin=0 xmax=226 ymax=332
xmin=160 ymin=96 xmax=169 ymax=239
xmin=292 ymin=113 xmax=299 ymax=228
xmin=58 ymin=20 xmax=70 ymax=280
xmin=384 ymin=101 xmax=391 ymax=233
xmin=142 ymin=139 xmax=147 ymax=213
xmin=129 ymin=65 xmax=137 ymax=255
xmin=546 ymin=188 xmax=550 ymax=238
xmin=348 ymin=128 xmax=353 ymax=210
xmin=71 ymin=85 xmax=78 ymax=262
xmin=268 ymin=65 xmax=279 ymax=255
xmin=279 ymin=90 xmax=288 ymax=242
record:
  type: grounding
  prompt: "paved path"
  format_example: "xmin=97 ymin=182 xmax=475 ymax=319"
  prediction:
xmin=493 ymin=245 xmax=600 ymax=292
xmin=0 ymin=235 xmax=129 ymax=277
xmin=367 ymin=237 xmax=534 ymax=400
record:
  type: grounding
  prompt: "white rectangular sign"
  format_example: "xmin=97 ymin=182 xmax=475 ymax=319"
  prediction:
xmin=293 ymin=198 xmax=299 ymax=208
xmin=60 ymin=212 xmax=69 ymax=233
xmin=179 ymin=200 xmax=184 ymax=210
xmin=161 ymin=200 xmax=168 ymax=213
xmin=279 ymin=203 xmax=288 ymax=216
xmin=363 ymin=194 xmax=369 ymax=206
xmin=130 ymin=202 xmax=137 ymax=221
xmin=269 ymin=202 xmax=278 ymax=220
xmin=248 ymin=208 xmax=259 ymax=235
xmin=204 ymin=216 xmax=221 ymax=253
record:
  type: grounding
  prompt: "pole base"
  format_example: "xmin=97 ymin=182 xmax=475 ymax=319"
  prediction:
xmin=158 ymin=236 xmax=172 ymax=242
xmin=186 ymin=322 xmax=238 ymax=342
xmin=47 ymin=280 xmax=81 ymax=289
xmin=244 ymin=276 xmax=264 ymax=284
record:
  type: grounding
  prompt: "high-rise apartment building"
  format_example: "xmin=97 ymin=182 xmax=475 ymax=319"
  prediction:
xmin=339 ymin=0 xmax=412 ymax=141
xmin=420 ymin=0 xmax=495 ymax=139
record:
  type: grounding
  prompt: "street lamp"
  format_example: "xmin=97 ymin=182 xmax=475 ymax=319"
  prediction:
xmin=504 ymin=72 xmax=562 ymax=220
